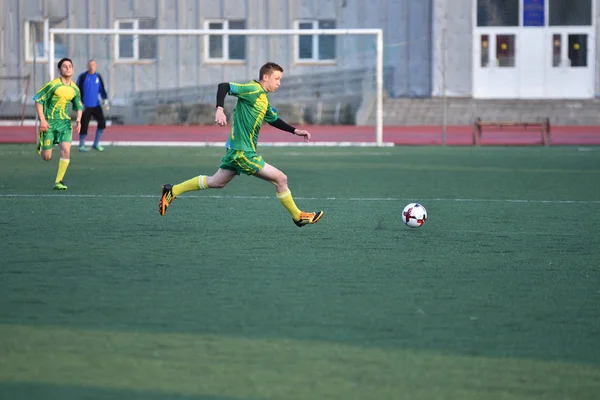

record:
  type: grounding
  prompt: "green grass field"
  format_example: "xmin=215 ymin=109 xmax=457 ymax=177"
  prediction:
xmin=1 ymin=144 xmax=599 ymax=400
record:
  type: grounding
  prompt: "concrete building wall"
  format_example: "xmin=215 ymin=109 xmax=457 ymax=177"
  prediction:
xmin=432 ymin=0 xmax=599 ymax=98
xmin=0 ymin=0 xmax=433 ymax=104
xmin=431 ymin=0 xmax=472 ymax=97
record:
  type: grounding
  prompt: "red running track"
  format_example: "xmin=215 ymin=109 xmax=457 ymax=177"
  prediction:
xmin=1 ymin=125 xmax=600 ymax=146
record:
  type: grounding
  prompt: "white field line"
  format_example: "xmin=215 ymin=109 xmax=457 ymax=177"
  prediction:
xmin=0 ymin=193 xmax=599 ymax=204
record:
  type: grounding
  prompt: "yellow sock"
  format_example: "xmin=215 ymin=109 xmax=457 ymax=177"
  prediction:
xmin=172 ymin=175 xmax=208 ymax=196
xmin=55 ymin=158 xmax=70 ymax=183
xmin=277 ymin=189 xmax=302 ymax=220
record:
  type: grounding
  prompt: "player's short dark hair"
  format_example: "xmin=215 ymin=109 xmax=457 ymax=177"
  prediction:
xmin=259 ymin=62 xmax=283 ymax=80
xmin=57 ymin=58 xmax=73 ymax=69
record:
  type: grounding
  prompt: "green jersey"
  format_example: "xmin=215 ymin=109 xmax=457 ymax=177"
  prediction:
xmin=225 ymin=80 xmax=279 ymax=152
xmin=33 ymin=77 xmax=83 ymax=120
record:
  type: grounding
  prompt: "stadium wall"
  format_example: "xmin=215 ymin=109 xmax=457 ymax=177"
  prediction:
xmin=0 ymin=0 xmax=432 ymax=107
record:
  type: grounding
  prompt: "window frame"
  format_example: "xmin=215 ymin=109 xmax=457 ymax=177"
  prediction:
xmin=204 ymin=19 xmax=247 ymax=63
xmin=24 ymin=18 xmax=68 ymax=62
xmin=114 ymin=19 xmax=157 ymax=63
xmin=293 ymin=19 xmax=337 ymax=64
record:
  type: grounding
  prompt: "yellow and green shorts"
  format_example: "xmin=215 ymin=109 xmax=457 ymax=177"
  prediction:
xmin=39 ymin=119 xmax=73 ymax=150
xmin=219 ymin=149 xmax=265 ymax=175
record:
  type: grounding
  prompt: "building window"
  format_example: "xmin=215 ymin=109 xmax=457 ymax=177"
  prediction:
xmin=550 ymin=0 xmax=592 ymax=26
xmin=568 ymin=34 xmax=587 ymax=67
xmin=114 ymin=19 xmax=157 ymax=61
xmin=477 ymin=0 xmax=519 ymax=27
xmin=480 ymin=35 xmax=490 ymax=67
xmin=294 ymin=20 xmax=336 ymax=63
xmin=552 ymin=34 xmax=561 ymax=67
xmin=205 ymin=20 xmax=246 ymax=61
xmin=496 ymin=34 xmax=515 ymax=67
xmin=24 ymin=19 xmax=68 ymax=62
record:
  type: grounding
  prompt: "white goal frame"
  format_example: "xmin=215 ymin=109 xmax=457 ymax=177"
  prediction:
xmin=49 ymin=28 xmax=384 ymax=146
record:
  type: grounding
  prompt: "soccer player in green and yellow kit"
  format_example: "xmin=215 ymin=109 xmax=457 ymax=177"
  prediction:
xmin=34 ymin=57 xmax=83 ymax=190
xmin=158 ymin=62 xmax=323 ymax=227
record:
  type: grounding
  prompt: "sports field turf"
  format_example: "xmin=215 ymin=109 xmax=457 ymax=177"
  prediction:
xmin=1 ymin=144 xmax=599 ymax=399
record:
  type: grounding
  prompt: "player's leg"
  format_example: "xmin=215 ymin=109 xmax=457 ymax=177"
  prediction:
xmin=53 ymin=121 xmax=72 ymax=190
xmin=39 ymin=123 xmax=56 ymax=160
xmin=36 ymin=130 xmax=44 ymax=156
xmin=254 ymin=162 xmax=323 ymax=227
xmin=40 ymin=147 xmax=53 ymax=161
xmin=79 ymin=108 xmax=92 ymax=151
xmin=158 ymin=168 xmax=237 ymax=216
xmin=92 ymin=106 xmax=106 ymax=151
xmin=173 ymin=168 xmax=237 ymax=195
xmin=39 ymin=136 xmax=53 ymax=160
xmin=167 ymin=148 xmax=241 ymax=198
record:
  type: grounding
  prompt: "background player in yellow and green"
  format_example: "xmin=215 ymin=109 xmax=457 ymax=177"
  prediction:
xmin=34 ymin=57 xmax=83 ymax=190
xmin=159 ymin=62 xmax=324 ymax=227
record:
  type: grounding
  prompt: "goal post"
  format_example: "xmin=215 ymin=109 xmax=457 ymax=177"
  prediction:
xmin=49 ymin=28 xmax=384 ymax=146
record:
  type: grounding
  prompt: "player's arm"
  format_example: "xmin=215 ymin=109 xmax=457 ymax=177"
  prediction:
xmin=214 ymin=82 xmax=230 ymax=126
xmin=98 ymin=74 xmax=108 ymax=100
xmin=33 ymin=82 xmax=53 ymax=132
xmin=268 ymin=118 xmax=311 ymax=142
xmin=74 ymin=109 xmax=82 ymax=133
xmin=35 ymin=102 xmax=49 ymax=132
xmin=269 ymin=118 xmax=295 ymax=133
xmin=264 ymin=104 xmax=311 ymax=142
xmin=72 ymin=87 xmax=84 ymax=133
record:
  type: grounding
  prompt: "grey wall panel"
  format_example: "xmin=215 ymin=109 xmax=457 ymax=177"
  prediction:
xmin=22 ymin=0 xmax=43 ymax=18
xmin=133 ymin=0 xmax=157 ymax=17
xmin=247 ymin=0 xmax=267 ymax=76
xmin=432 ymin=0 xmax=471 ymax=96
xmin=363 ymin=0 xmax=384 ymax=27
xmin=69 ymin=0 xmax=88 ymax=64
xmin=2 ymin=0 xmax=437 ymax=102
xmin=333 ymin=0 xmax=361 ymax=77
xmin=47 ymin=0 xmax=67 ymax=17
xmin=292 ymin=0 xmax=315 ymax=19
xmin=596 ymin=0 xmax=600 ymax=96
xmin=112 ymin=63 xmax=134 ymax=99
xmin=113 ymin=0 xmax=132 ymax=18
xmin=223 ymin=0 xmax=246 ymax=19
xmin=88 ymin=1 xmax=110 ymax=65
xmin=157 ymin=0 xmax=177 ymax=90
xmin=177 ymin=0 xmax=198 ymax=29
xmin=2 ymin=1 xmax=20 ymax=71
xmin=0 ymin=6 xmax=5 ymax=71
xmin=406 ymin=0 xmax=432 ymax=97
xmin=158 ymin=0 xmax=176 ymax=27
xmin=385 ymin=0 xmax=409 ymax=96
xmin=266 ymin=0 xmax=288 ymax=72
xmin=177 ymin=0 xmax=200 ymax=87
xmin=134 ymin=63 xmax=155 ymax=94
xmin=199 ymin=0 xmax=221 ymax=20
xmin=1 ymin=1 xmax=15 ymax=81
xmin=316 ymin=0 xmax=336 ymax=18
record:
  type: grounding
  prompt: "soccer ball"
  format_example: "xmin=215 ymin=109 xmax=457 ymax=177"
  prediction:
xmin=402 ymin=203 xmax=427 ymax=228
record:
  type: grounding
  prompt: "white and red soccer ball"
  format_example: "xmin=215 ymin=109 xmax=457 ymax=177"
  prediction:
xmin=402 ymin=203 xmax=427 ymax=228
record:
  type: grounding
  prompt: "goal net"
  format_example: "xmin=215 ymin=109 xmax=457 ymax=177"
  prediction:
xmin=48 ymin=28 xmax=385 ymax=145
xmin=0 ymin=75 xmax=32 ymax=126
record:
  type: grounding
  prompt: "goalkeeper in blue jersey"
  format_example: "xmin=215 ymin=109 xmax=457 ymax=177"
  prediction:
xmin=158 ymin=62 xmax=323 ymax=227
xmin=76 ymin=59 xmax=109 ymax=152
